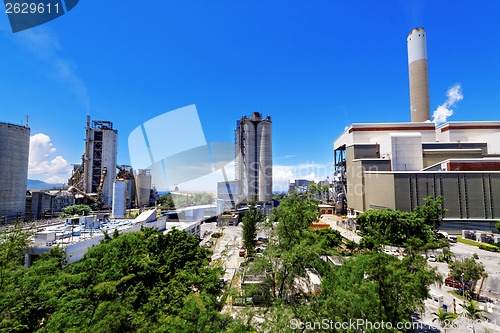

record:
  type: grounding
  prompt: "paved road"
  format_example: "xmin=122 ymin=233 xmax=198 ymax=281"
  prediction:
xmin=201 ymin=222 xmax=244 ymax=315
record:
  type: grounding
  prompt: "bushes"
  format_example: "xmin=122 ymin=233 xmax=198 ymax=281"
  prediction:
xmin=59 ymin=204 xmax=92 ymax=218
xmin=479 ymin=244 xmax=499 ymax=252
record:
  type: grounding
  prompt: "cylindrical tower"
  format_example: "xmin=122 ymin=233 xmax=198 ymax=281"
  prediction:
xmin=0 ymin=122 xmax=30 ymax=222
xmin=135 ymin=169 xmax=151 ymax=207
xmin=112 ymin=180 xmax=127 ymax=218
xmin=257 ymin=119 xmax=272 ymax=201
xmin=243 ymin=121 xmax=257 ymax=200
xmin=407 ymin=27 xmax=430 ymax=122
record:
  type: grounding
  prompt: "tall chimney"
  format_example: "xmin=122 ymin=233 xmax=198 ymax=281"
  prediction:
xmin=407 ymin=27 xmax=430 ymax=122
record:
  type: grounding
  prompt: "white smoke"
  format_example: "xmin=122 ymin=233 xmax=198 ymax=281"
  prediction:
xmin=432 ymin=84 xmax=463 ymax=124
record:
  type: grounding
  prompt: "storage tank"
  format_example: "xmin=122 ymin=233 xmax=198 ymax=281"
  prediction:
xmin=135 ymin=169 xmax=151 ymax=207
xmin=0 ymin=122 xmax=30 ymax=222
xmin=257 ymin=119 xmax=272 ymax=201
xmin=407 ymin=27 xmax=430 ymax=122
xmin=112 ymin=180 xmax=127 ymax=218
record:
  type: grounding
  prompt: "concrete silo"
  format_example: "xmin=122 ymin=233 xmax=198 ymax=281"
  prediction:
xmin=407 ymin=27 xmax=430 ymax=122
xmin=0 ymin=122 xmax=30 ymax=222
xmin=135 ymin=169 xmax=151 ymax=207
xmin=257 ymin=118 xmax=272 ymax=201
xmin=235 ymin=113 xmax=272 ymax=202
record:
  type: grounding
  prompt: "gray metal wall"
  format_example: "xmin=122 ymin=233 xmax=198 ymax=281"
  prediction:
xmin=394 ymin=172 xmax=500 ymax=219
xmin=0 ymin=122 xmax=30 ymax=222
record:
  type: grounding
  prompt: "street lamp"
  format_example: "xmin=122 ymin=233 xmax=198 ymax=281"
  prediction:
xmin=461 ymin=273 xmax=465 ymax=304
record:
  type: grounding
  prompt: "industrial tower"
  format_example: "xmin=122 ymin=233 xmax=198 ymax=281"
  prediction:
xmin=407 ymin=27 xmax=431 ymax=122
xmin=235 ymin=112 xmax=272 ymax=202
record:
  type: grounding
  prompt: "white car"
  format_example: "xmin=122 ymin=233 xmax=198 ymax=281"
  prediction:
xmin=428 ymin=254 xmax=436 ymax=262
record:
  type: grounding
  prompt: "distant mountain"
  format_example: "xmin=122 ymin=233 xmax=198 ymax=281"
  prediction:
xmin=27 ymin=179 xmax=64 ymax=190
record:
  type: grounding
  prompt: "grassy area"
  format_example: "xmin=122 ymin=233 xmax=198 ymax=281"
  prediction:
xmin=457 ymin=237 xmax=482 ymax=247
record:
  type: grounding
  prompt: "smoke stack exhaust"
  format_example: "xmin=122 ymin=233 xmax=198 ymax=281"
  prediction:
xmin=407 ymin=27 xmax=430 ymax=122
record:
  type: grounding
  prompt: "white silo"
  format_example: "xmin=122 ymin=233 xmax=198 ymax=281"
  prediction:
xmin=135 ymin=169 xmax=151 ymax=207
xmin=0 ymin=122 xmax=30 ymax=222
xmin=112 ymin=180 xmax=127 ymax=218
xmin=257 ymin=118 xmax=272 ymax=201
xmin=407 ymin=27 xmax=430 ymax=122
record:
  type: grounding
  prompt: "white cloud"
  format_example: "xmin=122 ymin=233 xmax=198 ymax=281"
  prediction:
xmin=29 ymin=133 xmax=71 ymax=184
xmin=432 ymin=84 xmax=463 ymax=124
xmin=273 ymin=162 xmax=333 ymax=192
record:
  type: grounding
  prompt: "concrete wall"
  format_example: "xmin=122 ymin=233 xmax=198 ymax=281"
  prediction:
xmin=0 ymin=123 xmax=30 ymax=222
xmin=364 ymin=172 xmax=396 ymax=210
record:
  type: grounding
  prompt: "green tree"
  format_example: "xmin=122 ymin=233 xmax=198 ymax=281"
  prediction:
xmin=315 ymin=228 xmax=343 ymax=248
xmin=59 ymin=204 xmax=93 ymax=218
xmin=242 ymin=200 xmax=262 ymax=256
xmin=158 ymin=193 xmax=176 ymax=210
xmin=0 ymin=221 xmax=33 ymax=290
xmin=432 ymin=308 xmax=457 ymax=333
xmin=460 ymin=301 xmax=487 ymax=333
xmin=356 ymin=196 xmax=447 ymax=246
xmin=413 ymin=196 xmax=447 ymax=230
xmin=448 ymin=256 xmax=488 ymax=296
xmin=0 ymin=228 xmax=229 ymax=332
xmin=271 ymin=192 xmax=321 ymax=251
xmin=495 ymin=220 xmax=500 ymax=233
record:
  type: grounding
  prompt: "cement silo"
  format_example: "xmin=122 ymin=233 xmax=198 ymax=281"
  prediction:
xmin=407 ymin=27 xmax=430 ymax=122
xmin=235 ymin=113 xmax=272 ymax=202
xmin=257 ymin=118 xmax=272 ymax=201
xmin=112 ymin=180 xmax=127 ymax=218
xmin=0 ymin=122 xmax=30 ymax=222
xmin=135 ymin=169 xmax=151 ymax=207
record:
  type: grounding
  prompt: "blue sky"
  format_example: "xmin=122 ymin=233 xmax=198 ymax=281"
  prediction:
xmin=1 ymin=0 xmax=499 ymax=190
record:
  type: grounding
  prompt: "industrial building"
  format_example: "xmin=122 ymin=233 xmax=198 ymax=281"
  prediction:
xmin=216 ymin=180 xmax=239 ymax=215
xmin=333 ymin=28 xmax=500 ymax=231
xmin=68 ymin=117 xmax=118 ymax=206
xmin=26 ymin=189 xmax=75 ymax=220
xmin=235 ymin=112 xmax=273 ymax=202
xmin=0 ymin=121 xmax=30 ymax=223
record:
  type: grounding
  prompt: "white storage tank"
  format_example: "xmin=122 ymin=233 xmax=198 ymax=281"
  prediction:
xmin=135 ymin=169 xmax=151 ymax=207
xmin=112 ymin=180 xmax=127 ymax=218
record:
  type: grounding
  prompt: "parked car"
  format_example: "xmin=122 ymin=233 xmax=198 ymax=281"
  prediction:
xmin=256 ymin=253 xmax=264 ymax=257
xmin=258 ymin=237 xmax=269 ymax=243
xmin=239 ymin=248 xmax=246 ymax=257
xmin=204 ymin=241 xmax=213 ymax=247
xmin=255 ymin=246 xmax=265 ymax=253
xmin=428 ymin=254 xmax=436 ymax=262
xmin=212 ymin=232 xmax=222 ymax=238
xmin=444 ymin=277 xmax=463 ymax=288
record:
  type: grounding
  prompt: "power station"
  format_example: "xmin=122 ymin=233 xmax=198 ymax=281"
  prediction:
xmin=333 ymin=28 xmax=500 ymax=232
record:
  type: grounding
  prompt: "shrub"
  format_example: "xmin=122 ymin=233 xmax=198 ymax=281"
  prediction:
xmin=479 ymin=244 xmax=498 ymax=252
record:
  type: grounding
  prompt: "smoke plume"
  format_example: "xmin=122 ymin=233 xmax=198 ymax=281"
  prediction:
xmin=432 ymin=84 xmax=463 ymax=124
